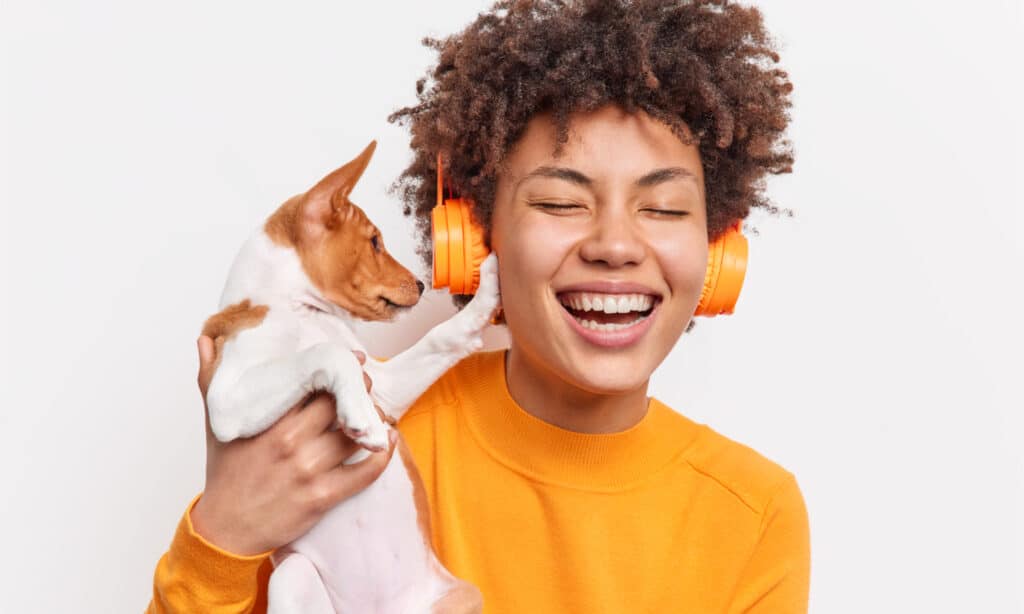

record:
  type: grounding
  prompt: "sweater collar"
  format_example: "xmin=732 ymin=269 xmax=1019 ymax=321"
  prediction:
xmin=456 ymin=349 xmax=702 ymax=492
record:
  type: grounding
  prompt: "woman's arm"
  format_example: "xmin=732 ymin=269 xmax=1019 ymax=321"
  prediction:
xmin=147 ymin=493 xmax=273 ymax=613
xmin=726 ymin=473 xmax=812 ymax=613
xmin=146 ymin=336 xmax=398 ymax=613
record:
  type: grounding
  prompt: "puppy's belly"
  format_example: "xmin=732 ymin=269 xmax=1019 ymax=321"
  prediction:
xmin=282 ymin=443 xmax=452 ymax=613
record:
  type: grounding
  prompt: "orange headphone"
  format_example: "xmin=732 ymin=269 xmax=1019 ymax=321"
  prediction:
xmin=431 ymin=153 xmax=748 ymax=316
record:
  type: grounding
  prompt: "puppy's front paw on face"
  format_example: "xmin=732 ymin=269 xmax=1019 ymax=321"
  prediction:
xmin=467 ymin=253 xmax=501 ymax=323
xmin=428 ymin=254 xmax=500 ymax=355
xmin=477 ymin=253 xmax=500 ymax=296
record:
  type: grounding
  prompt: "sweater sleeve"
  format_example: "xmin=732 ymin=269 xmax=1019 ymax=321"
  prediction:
xmin=146 ymin=493 xmax=274 ymax=614
xmin=726 ymin=474 xmax=812 ymax=614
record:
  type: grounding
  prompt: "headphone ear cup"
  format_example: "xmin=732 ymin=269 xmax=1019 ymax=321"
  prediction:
xmin=432 ymin=153 xmax=491 ymax=295
xmin=431 ymin=198 xmax=490 ymax=295
xmin=457 ymin=198 xmax=489 ymax=294
xmin=695 ymin=222 xmax=748 ymax=316
xmin=431 ymin=204 xmax=451 ymax=290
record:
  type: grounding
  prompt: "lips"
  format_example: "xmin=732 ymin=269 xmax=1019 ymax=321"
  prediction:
xmin=378 ymin=293 xmax=419 ymax=310
xmin=558 ymin=297 xmax=658 ymax=347
xmin=553 ymin=283 xmax=662 ymax=347
xmin=374 ymin=295 xmax=417 ymax=321
xmin=555 ymin=280 xmax=662 ymax=297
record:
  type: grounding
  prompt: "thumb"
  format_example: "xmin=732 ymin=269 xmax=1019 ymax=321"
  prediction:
xmin=198 ymin=335 xmax=216 ymax=366
xmin=195 ymin=335 xmax=224 ymax=452
xmin=196 ymin=335 xmax=217 ymax=399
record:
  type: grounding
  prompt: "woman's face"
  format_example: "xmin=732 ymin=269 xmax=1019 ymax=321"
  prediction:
xmin=491 ymin=104 xmax=708 ymax=395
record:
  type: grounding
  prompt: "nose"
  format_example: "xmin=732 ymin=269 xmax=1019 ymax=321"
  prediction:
xmin=416 ymin=280 xmax=425 ymax=295
xmin=578 ymin=207 xmax=646 ymax=268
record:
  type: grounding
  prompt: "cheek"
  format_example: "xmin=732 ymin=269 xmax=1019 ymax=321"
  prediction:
xmin=650 ymin=233 xmax=708 ymax=298
xmin=494 ymin=214 xmax=577 ymax=305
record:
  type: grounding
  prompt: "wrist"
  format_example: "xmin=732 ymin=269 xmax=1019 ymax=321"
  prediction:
xmin=190 ymin=493 xmax=269 ymax=557
xmin=158 ymin=493 xmax=271 ymax=608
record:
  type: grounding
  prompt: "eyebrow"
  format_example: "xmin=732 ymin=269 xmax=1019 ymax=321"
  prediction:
xmin=517 ymin=165 xmax=698 ymax=190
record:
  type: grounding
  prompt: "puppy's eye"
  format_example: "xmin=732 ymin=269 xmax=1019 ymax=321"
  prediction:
xmin=370 ymin=235 xmax=381 ymax=252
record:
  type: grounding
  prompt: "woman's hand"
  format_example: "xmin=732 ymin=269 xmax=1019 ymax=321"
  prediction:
xmin=189 ymin=335 xmax=398 ymax=556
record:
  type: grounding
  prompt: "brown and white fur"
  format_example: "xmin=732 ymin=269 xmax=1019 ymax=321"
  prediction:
xmin=200 ymin=141 xmax=497 ymax=614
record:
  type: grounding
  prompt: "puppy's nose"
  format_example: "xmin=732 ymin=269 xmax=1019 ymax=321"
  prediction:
xmin=416 ymin=280 xmax=425 ymax=296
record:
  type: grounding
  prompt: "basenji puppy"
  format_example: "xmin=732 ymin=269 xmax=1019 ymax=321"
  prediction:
xmin=200 ymin=140 xmax=497 ymax=614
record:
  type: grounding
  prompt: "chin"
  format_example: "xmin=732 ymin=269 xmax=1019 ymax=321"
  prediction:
xmin=557 ymin=348 xmax=660 ymax=396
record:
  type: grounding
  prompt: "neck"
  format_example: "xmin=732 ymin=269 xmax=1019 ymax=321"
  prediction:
xmin=504 ymin=344 xmax=650 ymax=434
xmin=220 ymin=230 xmax=335 ymax=314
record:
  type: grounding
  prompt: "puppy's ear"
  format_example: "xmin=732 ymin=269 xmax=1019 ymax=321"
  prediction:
xmin=301 ymin=140 xmax=377 ymax=231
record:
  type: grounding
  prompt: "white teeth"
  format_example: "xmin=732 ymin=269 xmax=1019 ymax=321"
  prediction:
xmin=558 ymin=292 xmax=656 ymax=314
xmin=573 ymin=312 xmax=650 ymax=331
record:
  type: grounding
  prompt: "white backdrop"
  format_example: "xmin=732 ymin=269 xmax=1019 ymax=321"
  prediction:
xmin=2 ymin=1 xmax=1021 ymax=612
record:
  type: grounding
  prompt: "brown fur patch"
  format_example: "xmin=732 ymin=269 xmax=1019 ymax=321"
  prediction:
xmin=200 ymin=299 xmax=270 ymax=374
xmin=289 ymin=198 xmax=421 ymax=321
xmin=258 ymin=143 xmax=422 ymax=322
xmin=264 ymin=195 xmax=301 ymax=248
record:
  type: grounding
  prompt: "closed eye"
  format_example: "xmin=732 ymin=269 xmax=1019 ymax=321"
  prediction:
xmin=641 ymin=208 xmax=689 ymax=217
xmin=533 ymin=202 xmax=584 ymax=212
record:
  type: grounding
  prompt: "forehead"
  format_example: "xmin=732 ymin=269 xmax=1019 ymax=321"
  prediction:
xmin=344 ymin=202 xmax=377 ymax=234
xmin=500 ymin=105 xmax=704 ymax=188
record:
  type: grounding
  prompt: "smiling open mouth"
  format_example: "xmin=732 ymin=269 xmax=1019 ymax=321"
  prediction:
xmin=556 ymin=291 xmax=658 ymax=331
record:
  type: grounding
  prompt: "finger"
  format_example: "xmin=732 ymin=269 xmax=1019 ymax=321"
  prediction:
xmin=299 ymin=429 xmax=362 ymax=477
xmin=196 ymin=335 xmax=217 ymax=398
xmin=198 ymin=335 xmax=216 ymax=367
xmin=278 ymin=391 xmax=339 ymax=441
xmin=352 ymin=350 xmax=366 ymax=365
xmin=196 ymin=336 xmax=220 ymax=445
xmin=375 ymin=403 xmax=397 ymax=427
xmin=320 ymin=430 xmax=398 ymax=504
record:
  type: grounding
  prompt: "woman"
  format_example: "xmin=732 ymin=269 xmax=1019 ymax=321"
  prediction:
xmin=148 ymin=1 xmax=808 ymax=612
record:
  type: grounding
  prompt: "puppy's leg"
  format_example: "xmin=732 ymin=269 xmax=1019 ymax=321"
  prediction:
xmin=365 ymin=253 xmax=501 ymax=419
xmin=268 ymin=553 xmax=335 ymax=614
xmin=207 ymin=341 xmax=388 ymax=451
xmin=430 ymin=580 xmax=483 ymax=614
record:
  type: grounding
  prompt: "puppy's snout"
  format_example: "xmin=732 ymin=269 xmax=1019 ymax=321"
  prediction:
xmin=416 ymin=280 xmax=425 ymax=296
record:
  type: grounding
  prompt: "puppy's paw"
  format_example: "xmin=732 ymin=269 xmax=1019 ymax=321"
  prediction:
xmin=336 ymin=386 xmax=388 ymax=452
xmin=466 ymin=253 xmax=501 ymax=324
xmin=350 ymin=427 xmax=390 ymax=453
xmin=477 ymin=253 xmax=500 ymax=299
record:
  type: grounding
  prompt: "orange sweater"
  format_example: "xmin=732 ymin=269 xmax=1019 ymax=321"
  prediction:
xmin=148 ymin=349 xmax=810 ymax=613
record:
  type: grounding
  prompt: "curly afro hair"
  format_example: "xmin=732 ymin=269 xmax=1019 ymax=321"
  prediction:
xmin=388 ymin=0 xmax=794 ymax=314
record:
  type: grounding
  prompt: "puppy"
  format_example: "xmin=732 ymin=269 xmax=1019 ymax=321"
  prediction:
xmin=200 ymin=140 xmax=497 ymax=613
